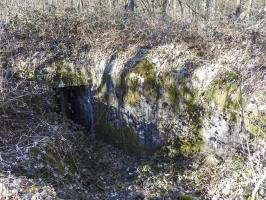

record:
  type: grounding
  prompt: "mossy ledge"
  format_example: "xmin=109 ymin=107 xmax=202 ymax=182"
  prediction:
xmin=43 ymin=59 xmax=88 ymax=86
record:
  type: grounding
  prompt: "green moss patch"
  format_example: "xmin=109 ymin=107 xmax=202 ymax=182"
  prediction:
xmin=117 ymin=59 xmax=160 ymax=106
xmin=196 ymin=51 xmax=206 ymax=57
xmin=166 ymin=84 xmax=196 ymax=112
xmin=97 ymin=84 xmax=107 ymax=100
xmin=17 ymin=66 xmax=35 ymax=80
xmin=134 ymin=59 xmax=160 ymax=102
xmin=43 ymin=59 xmax=88 ymax=86
xmin=165 ymin=122 xmax=203 ymax=157
xmin=122 ymin=72 xmax=140 ymax=106
xmin=205 ymin=71 xmax=241 ymax=122
xmin=161 ymin=71 xmax=199 ymax=112
xmin=178 ymin=194 xmax=194 ymax=200
xmin=159 ymin=71 xmax=204 ymax=157
xmin=17 ymin=59 xmax=89 ymax=86
xmin=246 ymin=113 xmax=266 ymax=138
xmin=124 ymin=90 xmax=140 ymax=106
xmin=179 ymin=131 xmax=203 ymax=156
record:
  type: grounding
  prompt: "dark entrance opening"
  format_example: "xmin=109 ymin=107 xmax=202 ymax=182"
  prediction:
xmin=54 ymin=85 xmax=94 ymax=136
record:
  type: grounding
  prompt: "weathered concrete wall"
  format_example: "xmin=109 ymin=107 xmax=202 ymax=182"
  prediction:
xmin=37 ymin=43 xmax=265 ymax=156
xmin=87 ymin=44 xmax=265 ymax=156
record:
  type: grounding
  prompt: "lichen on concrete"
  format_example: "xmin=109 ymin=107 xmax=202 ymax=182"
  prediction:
xmin=246 ymin=113 xmax=266 ymax=138
xmin=124 ymin=90 xmax=140 ymax=106
xmin=44 ymin=59 xmax=88 ymax=86
xmin=134 ymin=59 xmax=160 ymax=102
xmin=118 ymin=59 xmax=160 ymax=106
xmin=160 ymin=70 xmax=204 ymax=156
xmin=205 ymin=71 xmax=241 ymax=122
xmin=17 ymin=62 xmax=35 ymax=80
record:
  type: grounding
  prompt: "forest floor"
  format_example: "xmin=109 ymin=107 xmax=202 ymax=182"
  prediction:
xmin=0 ymin=121 xmax=203 ymax=200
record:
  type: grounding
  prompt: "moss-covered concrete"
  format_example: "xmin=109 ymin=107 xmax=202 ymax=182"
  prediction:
xmin=246 ymin=113 xmax=266 ymax=138
xmin=94 ymin=102 xmax=145 ymax=155
xmin=44 ymin=59 xmax=88 ymax=86
xmin=116 ymin=59 xmax=160 ymax=106
xmin=134 ymin=59 xmax=160 ymax=102
xmin=158 ymin=70 xmax=204 ymax=157
xmin=124 ymin=90 xmax=140 ymax=106
xmin=205 ymin=71 xmax=241 ymax=122
xmin=16 ymin=59 xmax=89 ymax=86
xmin=17 ymin=65 xmax=35 ymax=80
xmin=204 ymin=71 xmax=266 ymax=139
xmin=54 ymin=60 xmax=88 ymax=86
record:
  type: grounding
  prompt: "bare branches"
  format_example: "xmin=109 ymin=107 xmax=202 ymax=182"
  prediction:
xmin=1 ymin=0 xmax=265 ymax=23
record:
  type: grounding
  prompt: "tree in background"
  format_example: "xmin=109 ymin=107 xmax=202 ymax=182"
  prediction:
xmin=247 ymin=0 xmax=253 ymax=18
xmin=177 ymin=0 xmax=184 ymax=17
xmin=162 ymin=0 xmax=168 ymax=19
xmin=128 ymin=0 xmax=134 ymax=11
xmin=1 ymin=0 xmax=266 ymax=22
xmin=205 ymin=0 xmax=210 ymax=20
xmin=236 ymin=0 xmax=242 ymax=17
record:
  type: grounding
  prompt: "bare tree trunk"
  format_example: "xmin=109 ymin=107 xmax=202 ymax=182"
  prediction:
xmin=236 ymin=0 xmax=241 ymax=18
xmin=151 ymin=0 xmax=155 ymax=15
xmin=77 ymin=0 xmax=84 ymax=11
xmin=205 ymin=0 xmax=210 ymax=20
xmin=139 ymin=0 xmax=151 ymax=15
xmin=173 ymin=0 xmax=178 ymax=19
xmin=212 ymin=0 xmax=216 ymax=15
xmin=162 ymin=0 xmax=168 ymax=18
xmin=223 ymin=0 xmax=229 ymax=15
xmin=111 ymin=0 xmax=118 ymax=10
xmin=128 ymin=0 xmax=134 ymax=12
xmin=70 ymin=0 xmax=73 ymax=8
xmin=247 ymin=0 xmax=253 ymax=18
xmin=177 ymin=0 xmax=184 ymax=17
xmin=263 ymin=2 xmax=266 ymax=14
